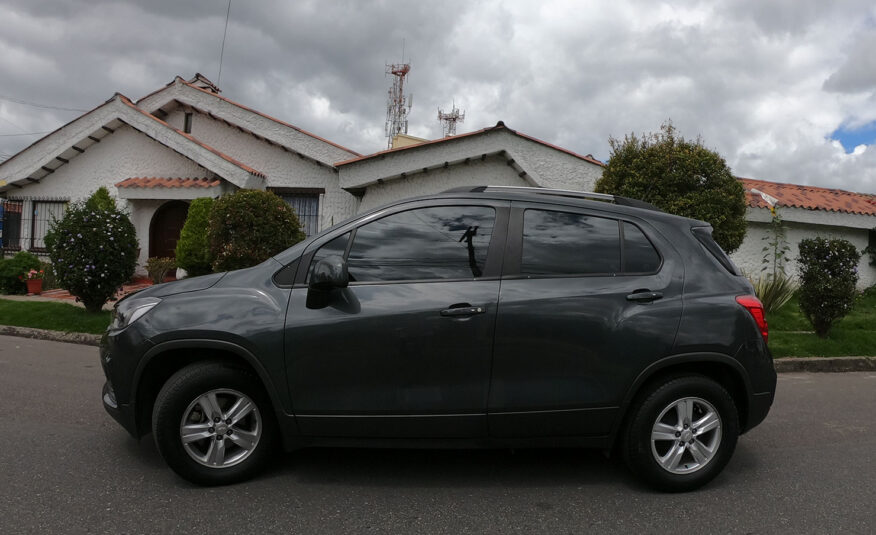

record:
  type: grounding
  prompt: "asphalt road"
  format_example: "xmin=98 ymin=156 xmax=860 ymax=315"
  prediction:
xmin=0 ymin=335 xmax=874 ymax=535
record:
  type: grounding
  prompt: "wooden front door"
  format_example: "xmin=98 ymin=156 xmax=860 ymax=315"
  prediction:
xmin=149 ymin=201 xmax=189 ymax=259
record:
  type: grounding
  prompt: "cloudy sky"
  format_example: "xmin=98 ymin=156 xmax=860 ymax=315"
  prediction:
xmin=1 ymin=0 xmax=875 ymax=193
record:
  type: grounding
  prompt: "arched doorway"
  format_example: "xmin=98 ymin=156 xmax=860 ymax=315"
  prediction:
xmin=149 ymin=201 xmax=189 ymax=259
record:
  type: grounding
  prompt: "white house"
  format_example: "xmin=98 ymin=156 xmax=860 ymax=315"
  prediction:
xmin=337 ymin=121 xmax=605 ymax=211
xmin=2 ymin=73 xmax=874 ymax=289
xmin=731 ymin=178 xmax=875 ymax=288
xmin=0 ymin=74 xmax=359 ymax=268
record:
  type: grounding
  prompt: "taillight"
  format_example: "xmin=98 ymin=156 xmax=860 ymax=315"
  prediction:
xmin=736 ymin=295 xmax=768 ymax=343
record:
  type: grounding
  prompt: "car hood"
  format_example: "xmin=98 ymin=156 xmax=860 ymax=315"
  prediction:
xmin=127 ymin=272 xmax=227 ymax=300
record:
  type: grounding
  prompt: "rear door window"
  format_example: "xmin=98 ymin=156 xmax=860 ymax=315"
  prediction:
xmin=521 ymin=209 xmax=620 ymax=275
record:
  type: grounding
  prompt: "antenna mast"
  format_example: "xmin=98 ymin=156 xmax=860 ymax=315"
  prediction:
xmin=438 ymin=101 xmax=465 ymax=137
xmin=385 ymin=52 xmax=412 ymax=149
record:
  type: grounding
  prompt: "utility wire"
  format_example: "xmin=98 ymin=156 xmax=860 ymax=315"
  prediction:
xmin=0 ymin=131 xmax=52 ymax=137
xmin=217 ymin=0 xmax=232 ymax=87
xmin=0 ymin=95 xmax=88 ymax=112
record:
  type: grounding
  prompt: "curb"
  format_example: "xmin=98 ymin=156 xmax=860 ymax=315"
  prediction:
xmin=0 ymin=325 xmax=101 ymax=347
xmin=1 ymin=325 xmax=875 ymax=372
xmin=772 ymin=356 xmax=876 ymax=373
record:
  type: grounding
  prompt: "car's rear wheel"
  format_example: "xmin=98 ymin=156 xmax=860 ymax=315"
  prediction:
xmin=622 ymin=375 xmax=738 ymax=492
xmin=152 ymin=362 xmax=277 ymax=485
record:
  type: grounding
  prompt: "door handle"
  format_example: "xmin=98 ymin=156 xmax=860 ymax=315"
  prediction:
xmin=626 ymin=291 xmax=663 ymax=303
xmin=440 ymin=304 xmax=486 ymax=317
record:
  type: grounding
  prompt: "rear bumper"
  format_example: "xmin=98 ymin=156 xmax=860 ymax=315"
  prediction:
xmin=746 ymin=389 xmax=775 ymax=432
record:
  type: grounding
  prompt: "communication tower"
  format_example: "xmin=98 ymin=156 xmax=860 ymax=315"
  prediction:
xmin=438 ymin=102 xmax=465 ymax=137
xmin=385 ymin=62 xmax=412 ymax=148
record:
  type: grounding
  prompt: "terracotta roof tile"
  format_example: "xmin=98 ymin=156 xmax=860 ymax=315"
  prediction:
xmin=115 ymin=177 xmax=221 ymax=189
xmin=740 ymin=177 xmax=876 ymax=216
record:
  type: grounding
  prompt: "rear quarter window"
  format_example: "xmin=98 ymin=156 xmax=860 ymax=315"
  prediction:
xmin=691 ymin=227 xmax=741 ymax=275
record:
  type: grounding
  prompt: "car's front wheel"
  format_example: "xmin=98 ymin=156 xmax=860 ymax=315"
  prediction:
xmin=622 ymin=375 xmax=739 ymax=492
xmin=152 ymin=362 xmax=277 ymax=485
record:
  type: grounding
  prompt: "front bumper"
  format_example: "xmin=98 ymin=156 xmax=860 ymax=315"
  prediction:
xmin=100 ymin=328 xmax=151 ymax=439
xmin=102 ymin=380 xmax=139 ymax=438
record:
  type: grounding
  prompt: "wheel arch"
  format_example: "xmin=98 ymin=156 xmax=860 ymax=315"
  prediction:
xmin=132 ymin=340 xmax=291 ymax=439
xmin=609 ymin=353 xmax=754 ymax=449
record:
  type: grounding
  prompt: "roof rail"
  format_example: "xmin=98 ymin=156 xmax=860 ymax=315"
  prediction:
xmin=442 ymin=185 xmax=662 ymax=212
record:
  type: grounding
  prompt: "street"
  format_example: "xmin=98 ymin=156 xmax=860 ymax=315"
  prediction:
xmin=0 ymin=334 xmax=873 ymax=534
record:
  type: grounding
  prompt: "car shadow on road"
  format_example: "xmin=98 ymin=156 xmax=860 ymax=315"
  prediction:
xmin=266 ymin=446 xmax=644 ymax=490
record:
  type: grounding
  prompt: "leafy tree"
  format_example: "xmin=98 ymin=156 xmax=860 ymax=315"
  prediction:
xmin=175 ymin=197 xmax=214 ymax=277
xmin=45 ymin=189 xmax=137 ymax=312
xmin=797 ymin=237 xmax=860 ymax=338
xmin=208 ymin=189 xmax=305 ymax=272
xmin=595 ymin=122 xmax=747 ymax=253
xmin=84 ymin=186 xmax=116 ymax=212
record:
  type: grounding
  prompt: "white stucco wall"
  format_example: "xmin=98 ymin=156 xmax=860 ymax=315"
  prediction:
xmin=358 ymin=154 xmax=531 ymax=212
xmin=3 ymin=125 xmax=208 ymax=267
xmin=164 ymin=108 xmax=358 ymax=230
xmin=731 ymin=207 xmax=875 ymax=289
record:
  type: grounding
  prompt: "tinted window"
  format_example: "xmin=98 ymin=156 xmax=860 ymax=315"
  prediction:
xmin=623 ymin=222 xmax=661 ymax=273
xmin=306 ymin=232 xmax=350 ymax=282
xmin=521 ymin=210 xmax=620 ymax=275
xmin=692 ymin=227 xmax=740 ymax=275
xmin=347 ymin=206 xmax=495 ymax=282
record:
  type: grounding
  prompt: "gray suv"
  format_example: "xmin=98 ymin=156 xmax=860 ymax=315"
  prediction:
xmin=100 ymin=186 xmax=776 ymax=491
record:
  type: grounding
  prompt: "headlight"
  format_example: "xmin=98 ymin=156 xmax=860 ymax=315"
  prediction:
xmin=110 ymin=297 xmax=161 ymax=330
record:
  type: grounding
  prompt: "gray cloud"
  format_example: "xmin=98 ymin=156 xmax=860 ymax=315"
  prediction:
xmin=1 ymin=0 xmax=875 ymax=193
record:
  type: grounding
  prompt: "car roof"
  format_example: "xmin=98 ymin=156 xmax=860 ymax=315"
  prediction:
xmin=412 ymin=185 xmax=708 ymax=227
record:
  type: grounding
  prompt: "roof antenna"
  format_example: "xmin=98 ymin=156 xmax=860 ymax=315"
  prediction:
xmin=216 ymin=0 xmax=232 ymax=87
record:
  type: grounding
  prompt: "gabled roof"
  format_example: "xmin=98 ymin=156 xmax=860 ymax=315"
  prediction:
xmin=136 ymin=76 xmax=360 ymax=163
xmin=335 ymin=121 xmax=604 ymax=167
xmin=0 ymin=93 xmax=264 ymax=193
xmin=740 ymin=177 xmax=876 ymax=216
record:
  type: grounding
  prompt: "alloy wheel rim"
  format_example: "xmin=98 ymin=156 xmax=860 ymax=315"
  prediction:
xmin=650 ymin=396 xmax=722 ymax=475
xmin=179 ymin=388 xmax=261 ymax=469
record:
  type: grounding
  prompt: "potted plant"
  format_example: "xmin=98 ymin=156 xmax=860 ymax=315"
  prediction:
xmin=20 ymin=269 xmax=45 ymax=295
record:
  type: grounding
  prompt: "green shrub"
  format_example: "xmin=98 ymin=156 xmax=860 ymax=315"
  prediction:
xmin=0 ymin=251 xmax=42 ymax=294
xmin=752 ymin=272 xmax=796 ymax=315
xmin=145 ymin=257 xmax=176 ymax=284
xmin=39 ymin=260 xmax=60 ymax=290
xmin=797 ymin=237 xmax=860 ymax=338
xmin=208 ymin=189 xmax=305 ymax=272
xmin=45 ymin=189 xmax=138 ymax=312
xmin=175 ymin=197 xmax=214 ymax=277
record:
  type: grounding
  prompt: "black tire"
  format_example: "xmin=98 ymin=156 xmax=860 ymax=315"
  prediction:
xmin=622 ymin=375 xmax=739 ymax=492
xmin=152 ymin=362 xmax=277 ymax=486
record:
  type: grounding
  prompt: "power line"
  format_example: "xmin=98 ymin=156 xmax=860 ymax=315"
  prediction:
xmin=217 ymin=0 xmax=232 ymax=87
xmin=0 ymin=131 xmax=53 ymax=137
xmin=0 ymin=94 xmax=88 ymax=112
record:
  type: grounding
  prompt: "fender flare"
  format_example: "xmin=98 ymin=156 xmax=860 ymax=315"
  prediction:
xmin=608 ymin=352 xmax=753 ymax=445
xmin=134 ymin=339 xmax=293 ymax=429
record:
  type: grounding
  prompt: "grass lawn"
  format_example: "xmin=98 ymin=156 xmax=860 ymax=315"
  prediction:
xmin=767 ymin=291 xmax=876 ymax=358
xmin=0 ymin=298 xmax=111 ymax=335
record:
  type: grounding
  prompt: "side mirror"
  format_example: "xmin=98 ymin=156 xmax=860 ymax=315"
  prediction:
xmin=308 ymin=255 xmax=349 ymax=291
